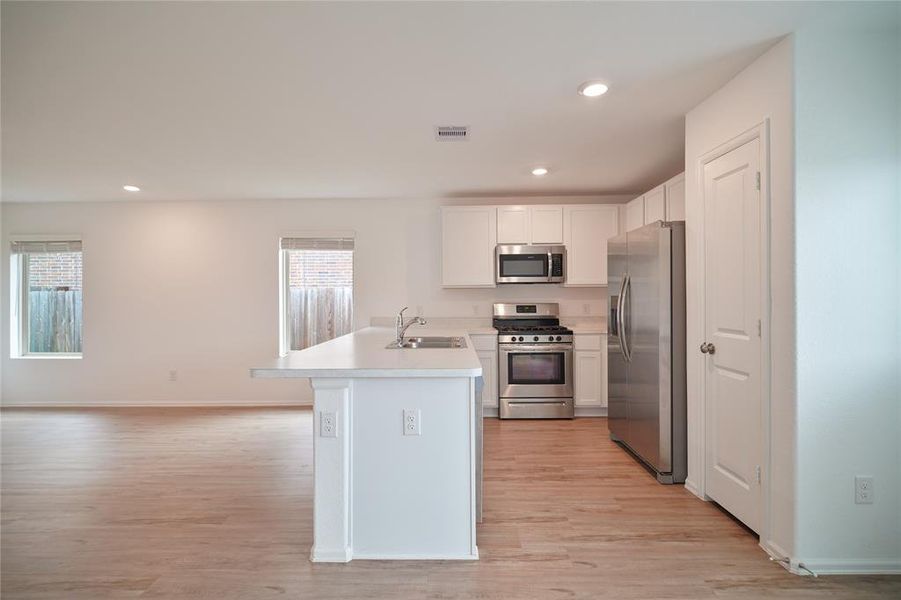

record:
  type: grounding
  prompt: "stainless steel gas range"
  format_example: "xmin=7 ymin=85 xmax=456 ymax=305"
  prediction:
xmin=493 ymin=303 xmax=574 ymax=419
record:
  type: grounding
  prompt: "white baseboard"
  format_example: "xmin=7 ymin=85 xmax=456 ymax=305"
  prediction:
xmin=760 ymin=540 xmax=797 ymax=574
xmin=759 ymin=541 xmax=901 ymax=576
xmin=683 ymin=478 xmax=705 ymax=499
xmin=350 ymin=548 xmax=479 ymax=561
xmin=482 ymin=406 xmax=498 ymax=418
xmin=310 ymin=546 xmax=353 ymax=563
xmin=798 ymin=559 xmax=901 ymax=575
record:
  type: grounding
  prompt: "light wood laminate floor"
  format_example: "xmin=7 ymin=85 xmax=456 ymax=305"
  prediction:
xmin=2 ymin=408 xmax=898 ymax=599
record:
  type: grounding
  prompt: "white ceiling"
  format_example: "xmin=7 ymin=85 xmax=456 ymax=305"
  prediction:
xmin=0 ymin=1 xmax=851 ymax=202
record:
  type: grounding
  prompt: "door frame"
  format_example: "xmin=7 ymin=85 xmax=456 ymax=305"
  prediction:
xmin=691 ymin=120 xmax=774 ymax=549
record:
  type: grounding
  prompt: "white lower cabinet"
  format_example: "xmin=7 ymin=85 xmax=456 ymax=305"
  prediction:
xmin=471 ymin=334 xmax=498 ymax=411
xmin=477 ymin=351 xmax=498 ymax=410
xmin=573 ymin=334 xmax=607 ymax=409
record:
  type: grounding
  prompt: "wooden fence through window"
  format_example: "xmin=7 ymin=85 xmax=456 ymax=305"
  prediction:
xmin=289 ymin=286 xmax=353 ymax=350
xmin=29 ymin=289 xmax=83 ymax=353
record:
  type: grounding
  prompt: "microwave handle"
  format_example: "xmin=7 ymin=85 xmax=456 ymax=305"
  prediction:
xmin=547 ymin=250 xmax=553 ymax=282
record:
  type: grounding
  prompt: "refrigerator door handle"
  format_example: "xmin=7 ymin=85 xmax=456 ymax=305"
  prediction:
xmin=617 ymin=275 xmax=631 ymax=362
xmin=621 ymin=274 xmax=633 ymax=362
xmin=614 ymin=275 xmax=625 ymax=354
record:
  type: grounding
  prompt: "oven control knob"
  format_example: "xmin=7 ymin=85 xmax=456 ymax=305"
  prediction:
xmin=518 ymin=336 xmax=524 ymax=342
xmin=556 ymin=336 xmax=562 ymax=341
xmin=533 ymin=336 xmax=539 ymax=342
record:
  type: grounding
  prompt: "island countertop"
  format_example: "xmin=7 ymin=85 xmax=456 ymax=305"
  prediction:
xmin=250 ymin=326 xmax=483 ymax=379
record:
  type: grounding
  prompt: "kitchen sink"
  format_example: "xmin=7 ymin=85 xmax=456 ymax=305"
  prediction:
xmin=386 ymin=336 xmax=467 ymax=349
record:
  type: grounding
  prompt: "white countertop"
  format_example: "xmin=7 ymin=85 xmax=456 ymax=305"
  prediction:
xmin=562 ymin=317 xmax=608 ymax=334
xmin=250 ymin=327 xmax=483 ymax=379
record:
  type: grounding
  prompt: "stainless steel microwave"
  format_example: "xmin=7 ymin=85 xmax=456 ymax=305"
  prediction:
xmin=496 ymin=245 xmax=566 ymax=284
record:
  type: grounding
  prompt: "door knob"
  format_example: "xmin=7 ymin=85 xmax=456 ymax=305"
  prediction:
xmin=700 ymin=342 xmax=716 ymax=355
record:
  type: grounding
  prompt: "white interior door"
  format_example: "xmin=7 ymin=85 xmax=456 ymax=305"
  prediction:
xmin=702 ymin=137 xmax=763 ymax=533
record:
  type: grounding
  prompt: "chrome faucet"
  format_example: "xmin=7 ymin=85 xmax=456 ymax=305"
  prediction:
xmin=395 ymin=307 xmax=427 ymax=344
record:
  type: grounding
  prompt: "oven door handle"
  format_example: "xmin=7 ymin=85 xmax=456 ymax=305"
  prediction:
xmin=505 ymin=401 xmax=570 ymax=407
xmin=500 ymin=344 xmax=573 ymax=353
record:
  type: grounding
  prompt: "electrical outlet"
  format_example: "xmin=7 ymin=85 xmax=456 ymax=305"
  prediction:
xmin=416 ymin=305 xmax=424 ymax=317
xmin=472 ymin=304 xmax=479 ymax=316
xmin=168 ymin=370 xmax=178 ymax=382
xmin=403 ymin=409 xmax=421 ymax=436
xmin=855 ymin=476 xmax=874 ymax=504
xmin=582 ymin=303 xmax=591 ymax=315
xmin=320 ymin=412 xmax=337 ymax=438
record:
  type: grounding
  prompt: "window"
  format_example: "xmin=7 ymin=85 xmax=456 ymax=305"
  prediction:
xmin=10 ymin=239 xmax=83 ymax=357
xmin=280 ymin=236 xmax=354 ymax=352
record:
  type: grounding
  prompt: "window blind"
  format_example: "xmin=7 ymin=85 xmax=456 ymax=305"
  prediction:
xmin=280 ymin=237 xmax=354 ymax=251
xmin=11 ymin=240 xmax=82 ymax=254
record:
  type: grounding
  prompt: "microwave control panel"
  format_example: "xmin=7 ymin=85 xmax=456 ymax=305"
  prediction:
xmin=550 ymin=254 xmax=564 ymax=277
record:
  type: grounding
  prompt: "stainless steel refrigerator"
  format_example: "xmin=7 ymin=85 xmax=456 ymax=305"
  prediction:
xmin=608 ymin=220 xmax=687 ymax=484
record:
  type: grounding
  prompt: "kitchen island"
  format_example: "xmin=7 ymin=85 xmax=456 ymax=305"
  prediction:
xmin=251 ymin=327 xmax=482 ymax=563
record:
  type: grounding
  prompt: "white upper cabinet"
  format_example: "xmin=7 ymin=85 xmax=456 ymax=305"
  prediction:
xmin=529 ymin=206 xmax=564 ymax=244
xmin=563 ymin=205 xmax=619 ymax=286
xmin=643 ymin=185 xmax=666 ymax=223
xmin=497 ymin=205 xmax=563 ymax=244
xmin=665 ymin=173 xmax=686 ymax=221
xmin=625 ymin=196 xmax=645 ymax=232
xmin=441 ymin=206 xmax=497 ymax=287
xmin=624 ymin=172 xmax=686 ymax=232
xmin=496 ymin=206 xmax=531 ymax=243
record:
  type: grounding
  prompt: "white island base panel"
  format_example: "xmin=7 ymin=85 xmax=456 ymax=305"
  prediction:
xmin=311 ymin=376 xmax=479 ymax=562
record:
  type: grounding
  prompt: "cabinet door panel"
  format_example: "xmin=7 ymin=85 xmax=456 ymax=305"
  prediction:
xmin=497 ymin=207 xmax=530 ymax=244
xmin=563 ymin=205 xmax=619 ymax=286
xmin=625 ymin=197 xmax=645 ymax=232
xmin=530 ymin=206 xmax=564 ymax=244
xmin=477 ymin=351 xmax=498 ymax=408
xmin=442 ymin=207 xmax=497 ymax=287
xmin=574 ymin=351 xmax=602 ymax=406
xmin=644 ymin=186 xmax=666 ymax=224
xmin=665 ymin=174 xmax=685 ymax=221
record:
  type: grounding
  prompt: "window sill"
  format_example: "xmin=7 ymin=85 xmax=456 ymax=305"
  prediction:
xmin=11 ymin=354 xmax=82 ymax=360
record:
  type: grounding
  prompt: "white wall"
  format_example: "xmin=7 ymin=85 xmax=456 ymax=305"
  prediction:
xmin=686 ymin=5 xmax=901 ymax=574
xmin=793 ymin=5 xmax=901 ymax=572
xmin=685 ymin=37 xmax=797 ymax=559
xmin=0 ymin=195 xmax=627 ymax=406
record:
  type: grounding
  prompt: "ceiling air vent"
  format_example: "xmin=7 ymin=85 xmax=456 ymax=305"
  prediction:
xmin=435 ymin=125 xmax=469 ymax=141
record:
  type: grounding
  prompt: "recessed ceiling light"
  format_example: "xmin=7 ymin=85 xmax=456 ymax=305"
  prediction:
xmin=578 ymin=81 xmax=609 ymax=97
xmin=123 ymin=185 xmax=140 ymax=192
xmin=531 ymin=167 xmax=549 ymax=176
